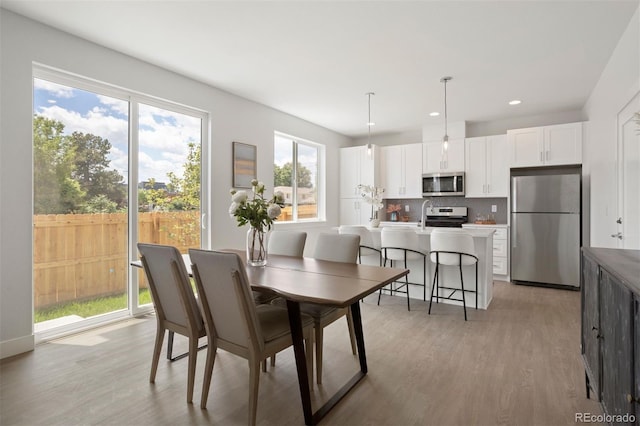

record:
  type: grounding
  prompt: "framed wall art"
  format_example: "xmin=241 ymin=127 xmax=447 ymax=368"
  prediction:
xmin=232 ymin=142 xmax=257 ymax=188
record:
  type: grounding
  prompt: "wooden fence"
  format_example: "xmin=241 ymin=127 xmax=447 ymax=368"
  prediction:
xmin=32 ymin=205 xmax=316 ymax=309
xmin=33 ymin=211 xmax=199 ymax=309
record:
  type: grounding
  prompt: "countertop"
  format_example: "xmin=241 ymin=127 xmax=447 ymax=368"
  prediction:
xmin=582 ymin=247 xmax=640 ymax=295
xmin=372 ymin=223 xmax=495 ymax=238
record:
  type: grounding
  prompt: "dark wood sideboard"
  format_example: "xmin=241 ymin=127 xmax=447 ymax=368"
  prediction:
xmin=581 ymin=247 xmax=640 ymax=424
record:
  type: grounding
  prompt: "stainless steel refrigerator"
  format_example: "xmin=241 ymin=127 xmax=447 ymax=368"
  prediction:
xmin=510 ymin=167 xmax=581 ymax=288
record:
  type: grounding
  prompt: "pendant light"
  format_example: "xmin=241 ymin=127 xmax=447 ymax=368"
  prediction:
xmin=440 ymin=76 xmax=452 ymax=154
xmin=366 ymin=92 xmax=375 ymax=156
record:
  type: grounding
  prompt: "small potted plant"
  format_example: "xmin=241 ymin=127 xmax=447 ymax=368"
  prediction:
xmin=386 ymin=203 xmax=402 ymax=222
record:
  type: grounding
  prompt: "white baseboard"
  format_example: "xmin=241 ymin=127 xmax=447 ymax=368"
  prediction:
xmin=0 ymin=334 xmax=34 ymax=359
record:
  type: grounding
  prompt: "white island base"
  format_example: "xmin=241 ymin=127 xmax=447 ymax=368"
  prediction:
xmin=361 ymin=224 xmax=495 ymax=310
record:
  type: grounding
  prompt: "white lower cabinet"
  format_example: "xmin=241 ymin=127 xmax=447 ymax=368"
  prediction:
xmin=340 ymin=198 xmax=372 ymax=226
xmin=462 ymin=224 xmax=509 ymax=279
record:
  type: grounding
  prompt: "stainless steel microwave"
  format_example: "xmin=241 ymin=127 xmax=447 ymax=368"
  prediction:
xmin=422 ymin=172 xmax=465 ymax=196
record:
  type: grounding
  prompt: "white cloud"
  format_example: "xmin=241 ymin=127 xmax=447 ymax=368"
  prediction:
xmin=34 ymin=79 xmax=75 ymax=98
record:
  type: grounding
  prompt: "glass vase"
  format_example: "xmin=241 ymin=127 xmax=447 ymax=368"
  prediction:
xmin=246 ymin=225 xmax=268 ymax=267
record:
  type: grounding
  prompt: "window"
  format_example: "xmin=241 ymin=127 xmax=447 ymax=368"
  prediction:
xmin=32 ymin=65 xmax=208 ymax=338
xmin=274 ymin=132 xmax=324 ymax=222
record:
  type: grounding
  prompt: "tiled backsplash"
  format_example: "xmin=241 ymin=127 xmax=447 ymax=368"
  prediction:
xmin=384 ymin=197 xmax=508 ymax=224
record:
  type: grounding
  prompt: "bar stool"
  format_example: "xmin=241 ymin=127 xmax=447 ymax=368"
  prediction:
xmin=338 ymin=225 xmax=382 ymax=266
xmin=378 ymin=227 xmax=427 ymax=311
xmin=428 ymin=229 xmax=478 ymax=321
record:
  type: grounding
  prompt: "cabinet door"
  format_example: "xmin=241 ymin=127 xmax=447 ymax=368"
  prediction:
xmin=508 ymin=127 xmax=544 ymax=167
xmin=403 ymin=143 xmax=424 ymax=198
xmin=340 ymin=198 xmax=370 ymax=225
xmin=381 ymin=145 xmax=403 ymax=198
xmin=423 ymin=140 xmax=445 ymax=173
xmin=581 ymin=254 xmax=601 ymax=398
xmin=464 ymin=136 xmax=488 ymax=197
xmin=340 ymin=147 xmax=361 ymax=198
xmin=486 ymin=135 xmax=509 ymax=197
xmin=423 ymin=139 xmax=465 ymax=173
xmin=600 ymin=269 xmax=634 ymax=417
xmin=544 ymin=122 xmax=582 ymax=166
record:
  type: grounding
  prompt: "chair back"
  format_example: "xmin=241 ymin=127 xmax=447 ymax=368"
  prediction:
xmin=188 ymin=249 xmax=263 ymax=353
xmin=381 ymin=227 xmax=422 ymax=261
xmin=338 ymin=225 xmax=379 ymax=250
xmin=137 ymin=243 xmax=203 ymax=330
xmin=313 ymin=233 xmax=360 ymax=263
xmin=429 ymin=229 xmax=477 ymax=266
xmin=268 ymin=230 xmax=307 ymax=257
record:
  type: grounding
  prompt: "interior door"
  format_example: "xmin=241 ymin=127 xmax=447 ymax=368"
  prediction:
xmin=617 ymin=91 xmax=640 ymax=249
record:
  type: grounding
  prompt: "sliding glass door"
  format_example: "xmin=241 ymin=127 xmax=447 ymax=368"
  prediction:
xmin=33 ymin=67 xmax=208 ymax=336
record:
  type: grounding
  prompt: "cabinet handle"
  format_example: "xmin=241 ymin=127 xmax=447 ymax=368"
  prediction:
xmin=540 ymin=152 xmax=543 ymax=162
xmin=487 ymin=184 xmax=491 ymax=193
xmin=546 ymin=150 xmax=549 ymax=161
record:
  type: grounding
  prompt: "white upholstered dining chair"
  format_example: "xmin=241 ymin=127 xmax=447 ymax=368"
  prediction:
xmin=338 ymin=225 xmax=382 ymax=265
xmin=189 ymin=249 xmax=314 ymax=425
xmin=268 ymin=230 xmax=307 ymax=257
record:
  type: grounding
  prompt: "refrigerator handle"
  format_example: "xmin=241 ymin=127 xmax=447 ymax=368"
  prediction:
xmin=512 ymin=178 xmax=517 ymax=212
xmin=512 ymin=215 xmax=517 ymax=248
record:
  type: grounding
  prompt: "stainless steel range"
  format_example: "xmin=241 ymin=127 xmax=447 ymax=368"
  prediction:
xmin=425 ymin=206 xmax=468 ymax=228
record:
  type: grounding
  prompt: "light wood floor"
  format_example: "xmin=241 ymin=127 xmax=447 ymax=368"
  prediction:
xmin=1 ymin=281 xmax=602 ymax=425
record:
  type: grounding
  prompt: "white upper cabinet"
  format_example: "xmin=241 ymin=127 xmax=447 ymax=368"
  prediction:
xmin=381 ymin=143 xmax=423 ymax=199
xmin=465 ymin=135 xmax=509 ymax=198
xmin=340 ymin=145 xmax=379 ymax=198
xmin=422 ymin=138 xmax=465 ymax=173
xmin=508 ymin=122 xmax=583 ymax=167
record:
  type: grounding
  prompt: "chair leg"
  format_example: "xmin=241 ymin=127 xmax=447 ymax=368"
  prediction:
xmin=475 ymin=263 xmax=478 ymax=310
xmin=346 ymin=310 xmax=357 ymax=355
xmin=261 ymin=360 xmax=267 ymax=372
xmin=166 ymin=330 xmax=174 ymax=360
xmin=186 ymin=337 xmax=199 ymax=403
xmin=304 ymin=329 xmax=314 ymax=386
xmin=428 ymin=263 xmax=438 ymax=315
xmin=377 ymin=256 xmax=387 ymax=306
xmin=423 ymin=257 xmax=427 ymax=302
xmin=404 ymin=257 xmax=410 ymax=311
xmin=315 ymin=325 xmax=324 ymax=385
xmin=249 ymin=358 xmax=260 ymax=426
xmin=270 ymin=354 xmax=276 ymax=367
xmin=200 ymin=342 xmax=217 ymax=409
xmin=150 ymin=326 xmax=165 ymax=383
xmin=459 ymin=263 xmax=467 ymax=321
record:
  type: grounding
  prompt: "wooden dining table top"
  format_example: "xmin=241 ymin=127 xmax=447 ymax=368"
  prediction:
xmin=222 ymin=249 xmax=409 ymax=307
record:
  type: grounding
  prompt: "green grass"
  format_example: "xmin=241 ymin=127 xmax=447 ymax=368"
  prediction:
xmin=35 ymin=289 xmax=153 ymax=323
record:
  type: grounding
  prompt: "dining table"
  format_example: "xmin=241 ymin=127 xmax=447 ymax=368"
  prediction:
xmin=133 ymin=249 xmax=409 ymax=425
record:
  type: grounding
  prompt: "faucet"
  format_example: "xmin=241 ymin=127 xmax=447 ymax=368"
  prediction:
xmin=420 ymin=199 xmax=433 ymax=230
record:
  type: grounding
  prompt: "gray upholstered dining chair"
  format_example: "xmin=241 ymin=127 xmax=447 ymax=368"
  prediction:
xmin=188 ymin=249 xmax=314 ymax=425
xmin=338 ymin=225 xmax=382 ymax=265
xmin=268 ymin=230 xmax=307 ymax=257
xmin=273 ymin=232 xmax=360 ymax=385
xmin=428 ymin=228 xmax=478 ymax=321
xmin=136 ymin=243 xmax=206 ymax=404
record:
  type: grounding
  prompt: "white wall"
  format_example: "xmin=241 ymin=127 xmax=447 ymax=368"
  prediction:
xmin=583 ymin=7 xmax=639 ymax=248
xmin=0 ymin=10 xmax=351 ymax=358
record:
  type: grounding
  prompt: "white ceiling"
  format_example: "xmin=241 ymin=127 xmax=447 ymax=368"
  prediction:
xmin=3 ymin=1 xmax=638 ymax=138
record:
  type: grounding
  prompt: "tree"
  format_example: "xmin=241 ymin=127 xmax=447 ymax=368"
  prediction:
xmin=166 ymin=142 xmax=200 ymax=210
xmin=33 ymin=116 xmax=85 ymax=213
xmin=273 ymin=162 xmax=313 ymax=188
xmin=68 ymin=131 xmax=126 ymax=208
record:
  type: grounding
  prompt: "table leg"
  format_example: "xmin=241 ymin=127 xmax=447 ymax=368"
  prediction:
xmin=286 ymin=300 xmax=313 ymax=425
xmin=287 ymin=300 xmax=369 ymax=426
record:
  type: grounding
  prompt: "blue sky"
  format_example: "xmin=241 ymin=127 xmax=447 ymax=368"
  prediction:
xmin=33 ymin=78 xmax=200 ymax=183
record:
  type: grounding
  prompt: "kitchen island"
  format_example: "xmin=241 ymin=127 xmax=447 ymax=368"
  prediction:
xmin=360 ymin=223 xmax=495 ymax=309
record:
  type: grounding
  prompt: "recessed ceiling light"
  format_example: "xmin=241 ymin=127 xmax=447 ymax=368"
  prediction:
xmin=509 ymin=100 xmax=522 ymax=105
xmin=429 ymin=112 xmax=440 ymax=117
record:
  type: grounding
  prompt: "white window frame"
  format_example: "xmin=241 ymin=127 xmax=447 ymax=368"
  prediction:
xmin=274 ymin=131 xmax=325 ymax=224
